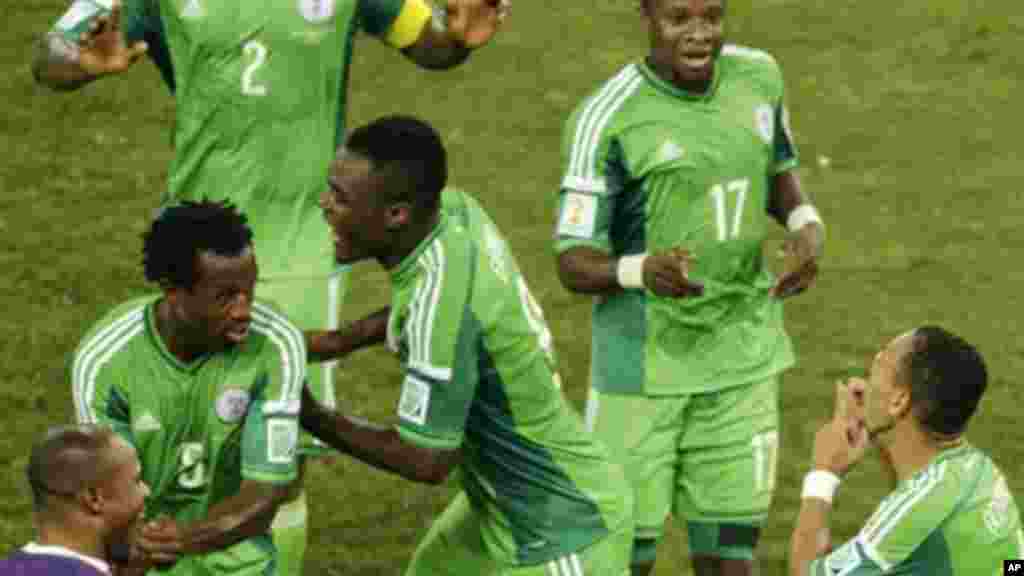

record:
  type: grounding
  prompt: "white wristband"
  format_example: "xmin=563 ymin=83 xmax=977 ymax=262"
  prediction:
xmin=616 ymin=254 xmax=647 ymax=289
xmin=801 ymin=470 xmax=841 ymax=504
xmin=787 ymin=204 xmax=824 ymax=232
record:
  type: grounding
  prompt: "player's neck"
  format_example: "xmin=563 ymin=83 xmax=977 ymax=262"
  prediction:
xmin=155 ymin=299 xmax=206 ymax=363
xmin=379 ymin=211 xmax=441 ymax=270
xmin=645 ymin=56 xmax=714 ymax=95
xmin=884 ymin=422 xmax=946 ymax=483
xmin=35 ymin=518 xmax=107 ymax=568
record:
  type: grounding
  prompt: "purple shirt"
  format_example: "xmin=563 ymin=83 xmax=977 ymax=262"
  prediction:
xmin=0 ymin=545 xmax=110 ymax=576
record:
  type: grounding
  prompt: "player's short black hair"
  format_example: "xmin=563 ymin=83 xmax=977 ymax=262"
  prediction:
xmin=904 ymin=326 xmax=988 ymax=437
xmin=346 ymin=115 xmax=447 ymax=216
xmin=27 ymin=425 xmax=117 ymax=512
xmin=143 ymin=200 xmax=253 ymax=289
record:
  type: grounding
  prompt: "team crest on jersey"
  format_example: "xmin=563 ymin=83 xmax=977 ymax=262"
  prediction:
xmin=298 ymin=0 xmax=336 ymax=24
xmin=215 ymin=387 xmax=251 ymax=423
xmin=180 ymin=0 xmax=204 ymax=20
xmin=755 ymin=104 xmax=774 ymax=144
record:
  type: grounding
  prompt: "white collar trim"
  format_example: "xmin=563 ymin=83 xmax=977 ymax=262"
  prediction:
xmin=22 ymin=542 xmax=111 ymax=575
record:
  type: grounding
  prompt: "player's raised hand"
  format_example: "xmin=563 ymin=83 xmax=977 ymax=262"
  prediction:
xmin=643 ymin=247 xmax=704 ymax=299
xmin=76 ymin=0 xmax=148 ymax=76
xmin=444 ymin=0 xmax=509 ymax=48
xmin=812 ymin=382 xmax=869 ymax=477
xmin=135 ymin=516 xmax=183 ymax=567
xmin=771 ymin=222 xmax=822 ymax=299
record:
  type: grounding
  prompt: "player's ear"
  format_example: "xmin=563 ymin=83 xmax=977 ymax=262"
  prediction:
xmin=889 ymin=384 xmax=911 ymax=421
xmin=385 ymin=202 xmax=412 ymax=230
xmin=79 ymin=486 xmax=104 ymax=516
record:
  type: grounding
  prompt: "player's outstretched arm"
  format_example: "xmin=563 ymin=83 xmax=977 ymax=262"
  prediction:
xmin=305 ymin=307 xmax=390 ymax=363
xmin=299 ymin=384 xmax=461 ymax=485
xmin=557 ymin=246 xmax=703 ymax=299
xmin=32 ymin=0 xmax=147 ymax=92
xmin=399 ymin=0 xmax=508 ymax=70
xmin=135 ymin=480 xmax=291 ymax=561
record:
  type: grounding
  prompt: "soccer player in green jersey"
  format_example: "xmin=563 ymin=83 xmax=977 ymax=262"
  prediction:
xmin=554 ymin=1 xmax=825 ymax=575
xmin=34 ymin=1 xmax=508 ymax=572
xmin=70 ymin=201 xmax=306 ymax=576
xmin=301 ymin=115 xmax=634 ymax=575
xmin=791 ymin=326 xmax=1022 ymax=575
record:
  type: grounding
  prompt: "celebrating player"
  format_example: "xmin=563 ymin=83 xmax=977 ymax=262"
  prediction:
xmin=302 ymin=116 xmax=634 ymax=575
xmin=553 ymin=0 xmax=824 ymax=574
xmin=790 ymin=326 xmax=1022 ymax=575
xmin=33 ymin=0 xmax=509 ymax=572
xmin=0 ymin=425 xmax=149 ymax=576
xmin=70 ymin=201 xmax=306 ymax=576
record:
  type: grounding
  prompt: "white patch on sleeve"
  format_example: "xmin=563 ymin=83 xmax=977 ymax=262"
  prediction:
xmin=823 ymin=540 xmax=866 ymax=576
xmin=557 ymin=192 xmax=598 ymax=239
xmin=398 ymin=375 xmax=431 ymax=426
xmin=55 ymin=0 xmax=105 ymax=32
xmin=266 ymin=419 xmax=298 ymax=465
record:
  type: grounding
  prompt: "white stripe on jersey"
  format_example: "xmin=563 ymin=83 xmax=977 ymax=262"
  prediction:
xmin=859 ymin=462 xmax=947 ymax=570
xmin=582 ymin=73 xmax=643 ymax=186
xmin=405 ymin=241 xmax=449 ymax=378
xmin=79 ymin=323 xmax=145 ymax=424
xmin=565 ymin=65 xmax=642 ymax=191
xmin=720 ymin=43 xmax=775 ymax=63
xmin=569 ymin=553 xmax=585 ymax=575
xmin=568 ymin=64 xmax=638 ymax=181
xmin=71 ymin=306 xmax=145 ymax=423
xmin=320 ymin=273 xmax=343 ymax=409
xmin=252 ymin=304 xmax=306 ymax=404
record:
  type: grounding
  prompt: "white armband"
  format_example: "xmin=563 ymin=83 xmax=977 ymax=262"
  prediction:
xmin=616 ymin=254 xmax=647 ymax=290
xmin=801 ymin=470 xmax=841 ymax=504
xmin=787 ymin=204 xmax=824 ymax=232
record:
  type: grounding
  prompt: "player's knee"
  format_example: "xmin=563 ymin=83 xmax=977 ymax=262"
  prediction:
xmin=687 ymin=522 xmax=760 ymax=561
xmin=630 ymin=537 xmax=658 ymax=569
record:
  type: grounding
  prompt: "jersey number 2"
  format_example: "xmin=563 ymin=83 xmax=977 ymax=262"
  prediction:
xmin=710 ymin=178 xmax=750 ymax=241
xmin=242 ymin=40 xmax=268 ymax=96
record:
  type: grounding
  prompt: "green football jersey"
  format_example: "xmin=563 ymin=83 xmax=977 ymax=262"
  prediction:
xmin=555 ymin=45 xmax=799 ymax=396
xmin=157 ymin=0 xmax=405 ymax=278
xmin=71 ymin=295 xmax=306 ymax=576
xmin=389 ymin=189 xmax=631 ymax=566
xmin=810 ymin=443 xmax=1023 ymax=575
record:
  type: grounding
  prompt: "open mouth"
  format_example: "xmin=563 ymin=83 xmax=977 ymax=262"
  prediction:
xmin=680 ymin=52 xmax=713 ymax=70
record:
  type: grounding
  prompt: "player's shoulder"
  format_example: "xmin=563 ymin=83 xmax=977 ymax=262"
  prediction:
xmin=249 ymin=299 xmax=307 ymax=359
xmin=566 ymin=62 xmax=645 ymax=133
xmin=719 ymin=44 xmax=784 ymax=81
xmin=73 ymin=295 xmax=155 ymax=360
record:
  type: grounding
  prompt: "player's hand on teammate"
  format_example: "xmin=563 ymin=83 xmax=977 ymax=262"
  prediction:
xmin=135 ymin=515 xmax=183 ymax=568
xmin=445 ymin=0 xmax=510 ymax=48
xmin=76 ymin=0 xmax=148 ymax=76
xmin=771 ymin=222 xmax=823 ymax=299
xmin=812 ymin=381 xmax=869 ymax=477
xmin=643 ymin=247 xmax=704 ymax=299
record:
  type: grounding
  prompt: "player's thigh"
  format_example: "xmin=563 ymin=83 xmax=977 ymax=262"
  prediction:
xmin=585 ymin=388 xmax=686 ymax=541
xmin=674 ymin=377 xmax=779 ymax=559
xmin=405 ymin=492 xmax=498 ymax=576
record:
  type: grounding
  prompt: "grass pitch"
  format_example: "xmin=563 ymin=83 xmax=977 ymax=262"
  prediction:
xmin=1 ymin=1 xmax=1022 ymax=574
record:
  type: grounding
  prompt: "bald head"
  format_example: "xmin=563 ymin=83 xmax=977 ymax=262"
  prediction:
xmin=27 ymin=425 xmax=119 ymax=512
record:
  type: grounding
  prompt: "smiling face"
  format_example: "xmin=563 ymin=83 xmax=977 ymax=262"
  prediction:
xmin=643 ymin=0 xmax=726 ymax=93
xmin=320 ymin=149 xmax=405 ymax=265
xmin=166 ymin=249 xmax=257 ymax=352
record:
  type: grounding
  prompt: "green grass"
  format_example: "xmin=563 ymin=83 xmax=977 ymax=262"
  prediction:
xmin=2 ymin=1 xmax=1023 ymax=574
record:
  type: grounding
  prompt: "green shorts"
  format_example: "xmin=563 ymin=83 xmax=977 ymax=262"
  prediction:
xmin=405 ymin=492 xmax=632 ymax=576
xmin=258 ymin=270 xmax=347 ymax=455
xmin=585 ymin=378 xmax=780 ymax=560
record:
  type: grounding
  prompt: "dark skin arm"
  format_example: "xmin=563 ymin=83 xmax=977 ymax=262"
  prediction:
xmin=32 ymin=0 xmax=147 ymax=91
xmin=299 ymin=384 xmax=461 ymax=485
xmin=305 ymin=307 xmax=390 ymax=363
xmin=136 ymin=479 xmax=291 ymax=562
xmin=768 ymin=170 xmax=825 ymax=298
xmin=400 ymin=0 xmax=507 ymax=70
xmin=556 ymin=246 xmax=703 ymax=298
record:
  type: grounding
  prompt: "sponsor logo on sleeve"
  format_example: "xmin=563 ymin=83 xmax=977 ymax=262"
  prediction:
xmin=267 ymin=419 xmax=298 ymax=465
xmin=557 ymin=192 xmax=598 ymax=239
xmin=397 ymin=375 xmax=431 ymax=426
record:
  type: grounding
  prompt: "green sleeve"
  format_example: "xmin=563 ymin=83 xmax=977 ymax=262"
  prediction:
xmin=240 ymin=311 xmax=306 ymax=484
xmin=72 ymin=360 xmax=135 ymax=446
xmin=773 ymin=97 xmax=798 ymax=174
xmin=806 ymin=539 xmax=884 ymax=576
xmin=395 ymin=245 xmax=479 ymax=450
xmin=357 ymin=0 xmax=406 ymax=36
xmin=555 ymin=139 xmax=625 ymax=255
